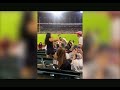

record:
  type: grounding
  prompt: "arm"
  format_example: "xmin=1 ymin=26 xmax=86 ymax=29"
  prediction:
xmin=49 ymin=37 xmax=59 ymax=42
xmin=72 ymin=49 xmax=77 ymax=60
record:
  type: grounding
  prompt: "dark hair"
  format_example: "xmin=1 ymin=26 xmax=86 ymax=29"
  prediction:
xmin=20 ymin=11 xmax=36 ymax=67
xmin=20 ymin=11 xmax=33 ymax=39
xmin=59 ymin=37 xmax=62 ymax=39
xmin=65 ymin=46 xmax=69 ymax=50
xmin=72 ymin=45 xmax=78 ymax=51
xmin=39 ymin=42 xmax=42 ymax=44
xmin=45 ymin=33 xmax=51 ymax=45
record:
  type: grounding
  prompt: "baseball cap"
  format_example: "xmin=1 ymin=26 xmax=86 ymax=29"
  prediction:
xmin=75 ymin=31 xmax=82 ymax=35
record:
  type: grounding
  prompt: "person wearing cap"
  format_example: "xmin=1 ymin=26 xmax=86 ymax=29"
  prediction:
xmin=76 ymin=31 xmax=83 ymax=48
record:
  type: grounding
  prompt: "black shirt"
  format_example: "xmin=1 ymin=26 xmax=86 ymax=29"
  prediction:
xmin=47 ymin=40 xmax=54 ymax=50
xmin=60 ymin=60 xmax=71 ymax=70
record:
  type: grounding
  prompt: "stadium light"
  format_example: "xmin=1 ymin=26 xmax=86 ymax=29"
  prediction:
xmin=80 ymin=11 xmax=83 ymax=13
xmin=49 ymin=11 xmax=65 ymax=19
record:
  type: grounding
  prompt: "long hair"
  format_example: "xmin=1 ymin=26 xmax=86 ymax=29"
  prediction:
xmin=20 ymin=11 xmax=33 ymax=40
xmin=45 ymin=33 xmax=51 ymax=45
xmin=56 ymin=47 xmax=66 ymax=68
xmin=20 ymin=11 xmax=37 ymax=67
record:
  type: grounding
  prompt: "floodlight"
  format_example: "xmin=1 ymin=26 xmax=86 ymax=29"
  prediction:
xmin=50 ymin=11 xmax=65 ymax=19
xmin=80 ymin=11 xmax=83 ymax=13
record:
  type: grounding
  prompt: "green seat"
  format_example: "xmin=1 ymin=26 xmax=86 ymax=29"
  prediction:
xmin=0 ymin=57 xmax=20 ymax=79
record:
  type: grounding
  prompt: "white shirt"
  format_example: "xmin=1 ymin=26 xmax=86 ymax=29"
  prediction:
xmin=66 ymin=53 xmax=70 ymax=59
xmin=71 ymin=59 xmax=83 ymax=72
xmin=79 ymin=37 xmax=83 ymax=45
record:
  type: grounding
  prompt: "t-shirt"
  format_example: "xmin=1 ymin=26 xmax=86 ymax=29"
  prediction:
xmin=71 ymin=59 xmax=83 ymax=72
xmin=69 ymin=52 xmax=82 ymax=60
xmin=60 ymin=60 xmax=71 ymax=70
xmin=79 ymin=37 xmax=83 ymax=45
xmin=66 ymin=53 xmax=70 ymax=59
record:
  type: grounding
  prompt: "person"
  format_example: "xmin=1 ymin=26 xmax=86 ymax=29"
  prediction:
xmin=9 ymin=11 xmax=37 ymax=79
xmin=83 ymin=31 xmax=95 ymax=64
xmin=65 ymin=46 xmax=70 ymax=59
xmin=76 ymin=31 xmax=83 ymax=48
xmin=67 ymin=40 xmax=72 ymax=50
xmin=77 ymin=46 xmax=83 ymax=56
xmin=45 ymin=33 xmax=58 ymax=58
xmin=59 ymin=37 xmax=62 ymax=41
xmin=38 ymin=42 xmax=42 ymax=50
xmin=65 ymin=46 xmax=71 ymax=54
xmin=62 ymin=38 xmax=68 ymax=47
xmin=53 ymin=48 xmax=71 ymax=70
xmin=69 ymin=45 xmax=83 ymax=72
xmin=0 ymin=38 xmax=10 ymax=57
xmin=83 ymin=45 xmax=120 ymax=79
xmin=69 ymin=45 xmax=82 ymax=60
xmin=57 ymin=37 xmax=63 ymax=48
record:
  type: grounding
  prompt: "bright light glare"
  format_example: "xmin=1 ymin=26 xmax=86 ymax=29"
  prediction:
xmin=80 ymin=11 xmax=83 ymax=13
xmin=49 ymin=11 xmax=65 ymax=18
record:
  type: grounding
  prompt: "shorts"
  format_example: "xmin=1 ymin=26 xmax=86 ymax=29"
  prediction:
xmin=47 ymin=48 xmax=55 ymax=55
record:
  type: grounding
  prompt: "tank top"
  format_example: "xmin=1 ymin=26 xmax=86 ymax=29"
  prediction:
xmin=47 ymin=39 xmax=53 ymax=50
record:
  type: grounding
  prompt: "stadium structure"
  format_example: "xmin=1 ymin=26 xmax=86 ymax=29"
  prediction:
xmin=38 ymin=11 xmax=82 ymax=34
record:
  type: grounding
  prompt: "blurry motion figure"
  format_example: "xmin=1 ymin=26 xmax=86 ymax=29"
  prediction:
xmin=8 ymin=11 xmax=37 ymax=79
xmin=20 ymin=11 xmax=37 ymax=78
xmin=67 ymin=40 xmax=72 ymax=50
xmin=0 ymin=38 xmax=21 ymax=79
xmin=0 ymin=38 xmax=11 ymax=57
xmin=83 ymin=31 xmax=97 ymax=64
xmin=108 ymin=11 xmax=120 ymax=66
xmin=83 ymin=45 xmax=120 ymax=79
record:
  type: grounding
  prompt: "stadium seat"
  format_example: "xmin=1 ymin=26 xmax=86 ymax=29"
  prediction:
xmin=43 ymin=58 xmax=53 ymax=65
xmin=37 ymin=49 xmax=46 ymax=57
xmin=37 ymin=50 xmax=46 ymax=53
xmin=37 ymin=56 xmax=53 ymax=69
xmin=37 ymin=52 xmax=46 ymax=56
xmin=37 ymin=68 xmax=82 ymax=79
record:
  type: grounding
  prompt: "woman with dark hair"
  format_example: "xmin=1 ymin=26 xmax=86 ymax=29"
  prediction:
xmin=9 ymin=11 xmax=37 ymax=79
xmin=45 ymin=33 xmax=58 ymax=58
xmin=20 ymin=11 xmax=37 ymax=68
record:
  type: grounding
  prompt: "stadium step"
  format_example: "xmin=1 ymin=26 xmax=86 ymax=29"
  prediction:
xmin=37 ymin=51 xmax=46 ymax=53
xmin=37 ymin=53 xmax=46 ymax=57
xmin=37 ymin=68 xmax=82 ymax=79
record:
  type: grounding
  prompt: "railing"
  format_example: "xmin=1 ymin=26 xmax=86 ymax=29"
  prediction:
xmin=38 ymin=23 xmax=82 ymax=25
